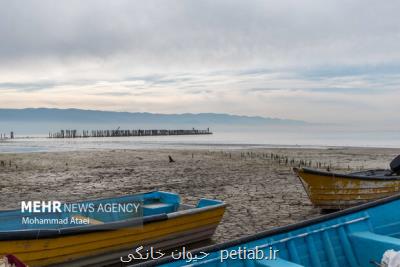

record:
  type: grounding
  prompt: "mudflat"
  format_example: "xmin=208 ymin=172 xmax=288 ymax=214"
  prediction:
xmin=0 ymin=147 xmax=399 ymax=243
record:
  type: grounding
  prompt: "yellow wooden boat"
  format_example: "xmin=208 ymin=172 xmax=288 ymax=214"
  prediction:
xmin=294 ymin=159 xmax=400 ymax=210
xmin=0 ymin=191 xmax=225 ymax=266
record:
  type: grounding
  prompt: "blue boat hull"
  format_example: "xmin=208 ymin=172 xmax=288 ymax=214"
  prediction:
xmin=144 ymin=193 xmax=400 ymax=267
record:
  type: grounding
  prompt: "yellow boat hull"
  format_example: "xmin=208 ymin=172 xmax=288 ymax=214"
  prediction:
xmin=295 ymin=168 xmax=400 ymax=209
xmin=0 ymin=206 xmax=225 ymax=266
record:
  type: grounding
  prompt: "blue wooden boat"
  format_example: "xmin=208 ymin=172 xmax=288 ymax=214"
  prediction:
xmin=142 ymin=193 xmax=400 ymax=267
xmin=0 ymin=191 xmax=225 ymax=266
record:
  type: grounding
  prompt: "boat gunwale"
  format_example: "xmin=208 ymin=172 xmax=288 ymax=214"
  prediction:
xmin=137 ymin=192 xmax=400 ymax=266
xmin=297 ymin=167 xmax=400 ymax=180
xmin=0 ymin=192 xmax=226 ymax=240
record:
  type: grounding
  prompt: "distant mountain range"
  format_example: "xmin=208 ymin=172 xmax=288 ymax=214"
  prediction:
xmin=0 ymin=108 xmax=306 ymax=134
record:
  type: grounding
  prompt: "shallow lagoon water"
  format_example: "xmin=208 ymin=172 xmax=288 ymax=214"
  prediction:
xmin=1 ymin=128 xmax=400 ymax=153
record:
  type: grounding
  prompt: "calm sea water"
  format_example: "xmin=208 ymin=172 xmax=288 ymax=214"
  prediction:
xmin=1 ymin=128 xmax=400 ymax=153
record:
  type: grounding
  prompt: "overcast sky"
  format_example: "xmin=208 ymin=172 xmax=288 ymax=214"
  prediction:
xmin=0 ymin=0 xmax=399 ymax=125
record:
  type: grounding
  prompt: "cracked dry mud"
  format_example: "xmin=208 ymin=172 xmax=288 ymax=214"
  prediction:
xmin=1 ymin=147 xmax=399 ymax=243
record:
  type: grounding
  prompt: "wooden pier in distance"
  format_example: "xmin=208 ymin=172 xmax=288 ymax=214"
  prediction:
xmin=49 ymin=128 xmax=212 ymax=138
xmin=0 ymin=132 xmax=14 ymax=140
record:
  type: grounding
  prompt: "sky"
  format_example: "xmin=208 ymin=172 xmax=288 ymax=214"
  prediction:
xmin=0 ymin=0 xmax=399 ymax=126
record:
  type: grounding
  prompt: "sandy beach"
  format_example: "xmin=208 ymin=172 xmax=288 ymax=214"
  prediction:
xmin=1 ymin=147 xmax=400 ymax=243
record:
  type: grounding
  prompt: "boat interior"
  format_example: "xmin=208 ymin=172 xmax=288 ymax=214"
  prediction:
xmin=350 ymin=169 xmax=399 ymax=177
xmin=159 ymin=194 xmax=400 ymax=267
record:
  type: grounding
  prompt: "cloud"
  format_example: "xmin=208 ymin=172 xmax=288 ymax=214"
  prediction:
xmin=0 ymin=0 xmax=399 ymax=127
xmin=1 ymin=0 xmax=400 ymax=70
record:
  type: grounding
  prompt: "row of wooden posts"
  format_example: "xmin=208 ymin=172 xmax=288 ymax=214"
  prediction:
xmin=0 ymin=132 xmax=14 ymax=140
xmin=49 ymin=128 xmax=212 ymax=138
xmin=208 ymin=151 xmax=357 ymax=171
xmin=239 ymin=152 xmax=329 ymax=169
xmin=244 ymin=151 xmax=342 ymax=170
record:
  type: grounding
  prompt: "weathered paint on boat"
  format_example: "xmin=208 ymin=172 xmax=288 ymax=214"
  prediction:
xmin=0 ymin=191 xmax=225 ymax=266
xmin=294 ymin=167 xmax=400 ymax=209
xmin=142 ymin=193 xmax=400 ymax=267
